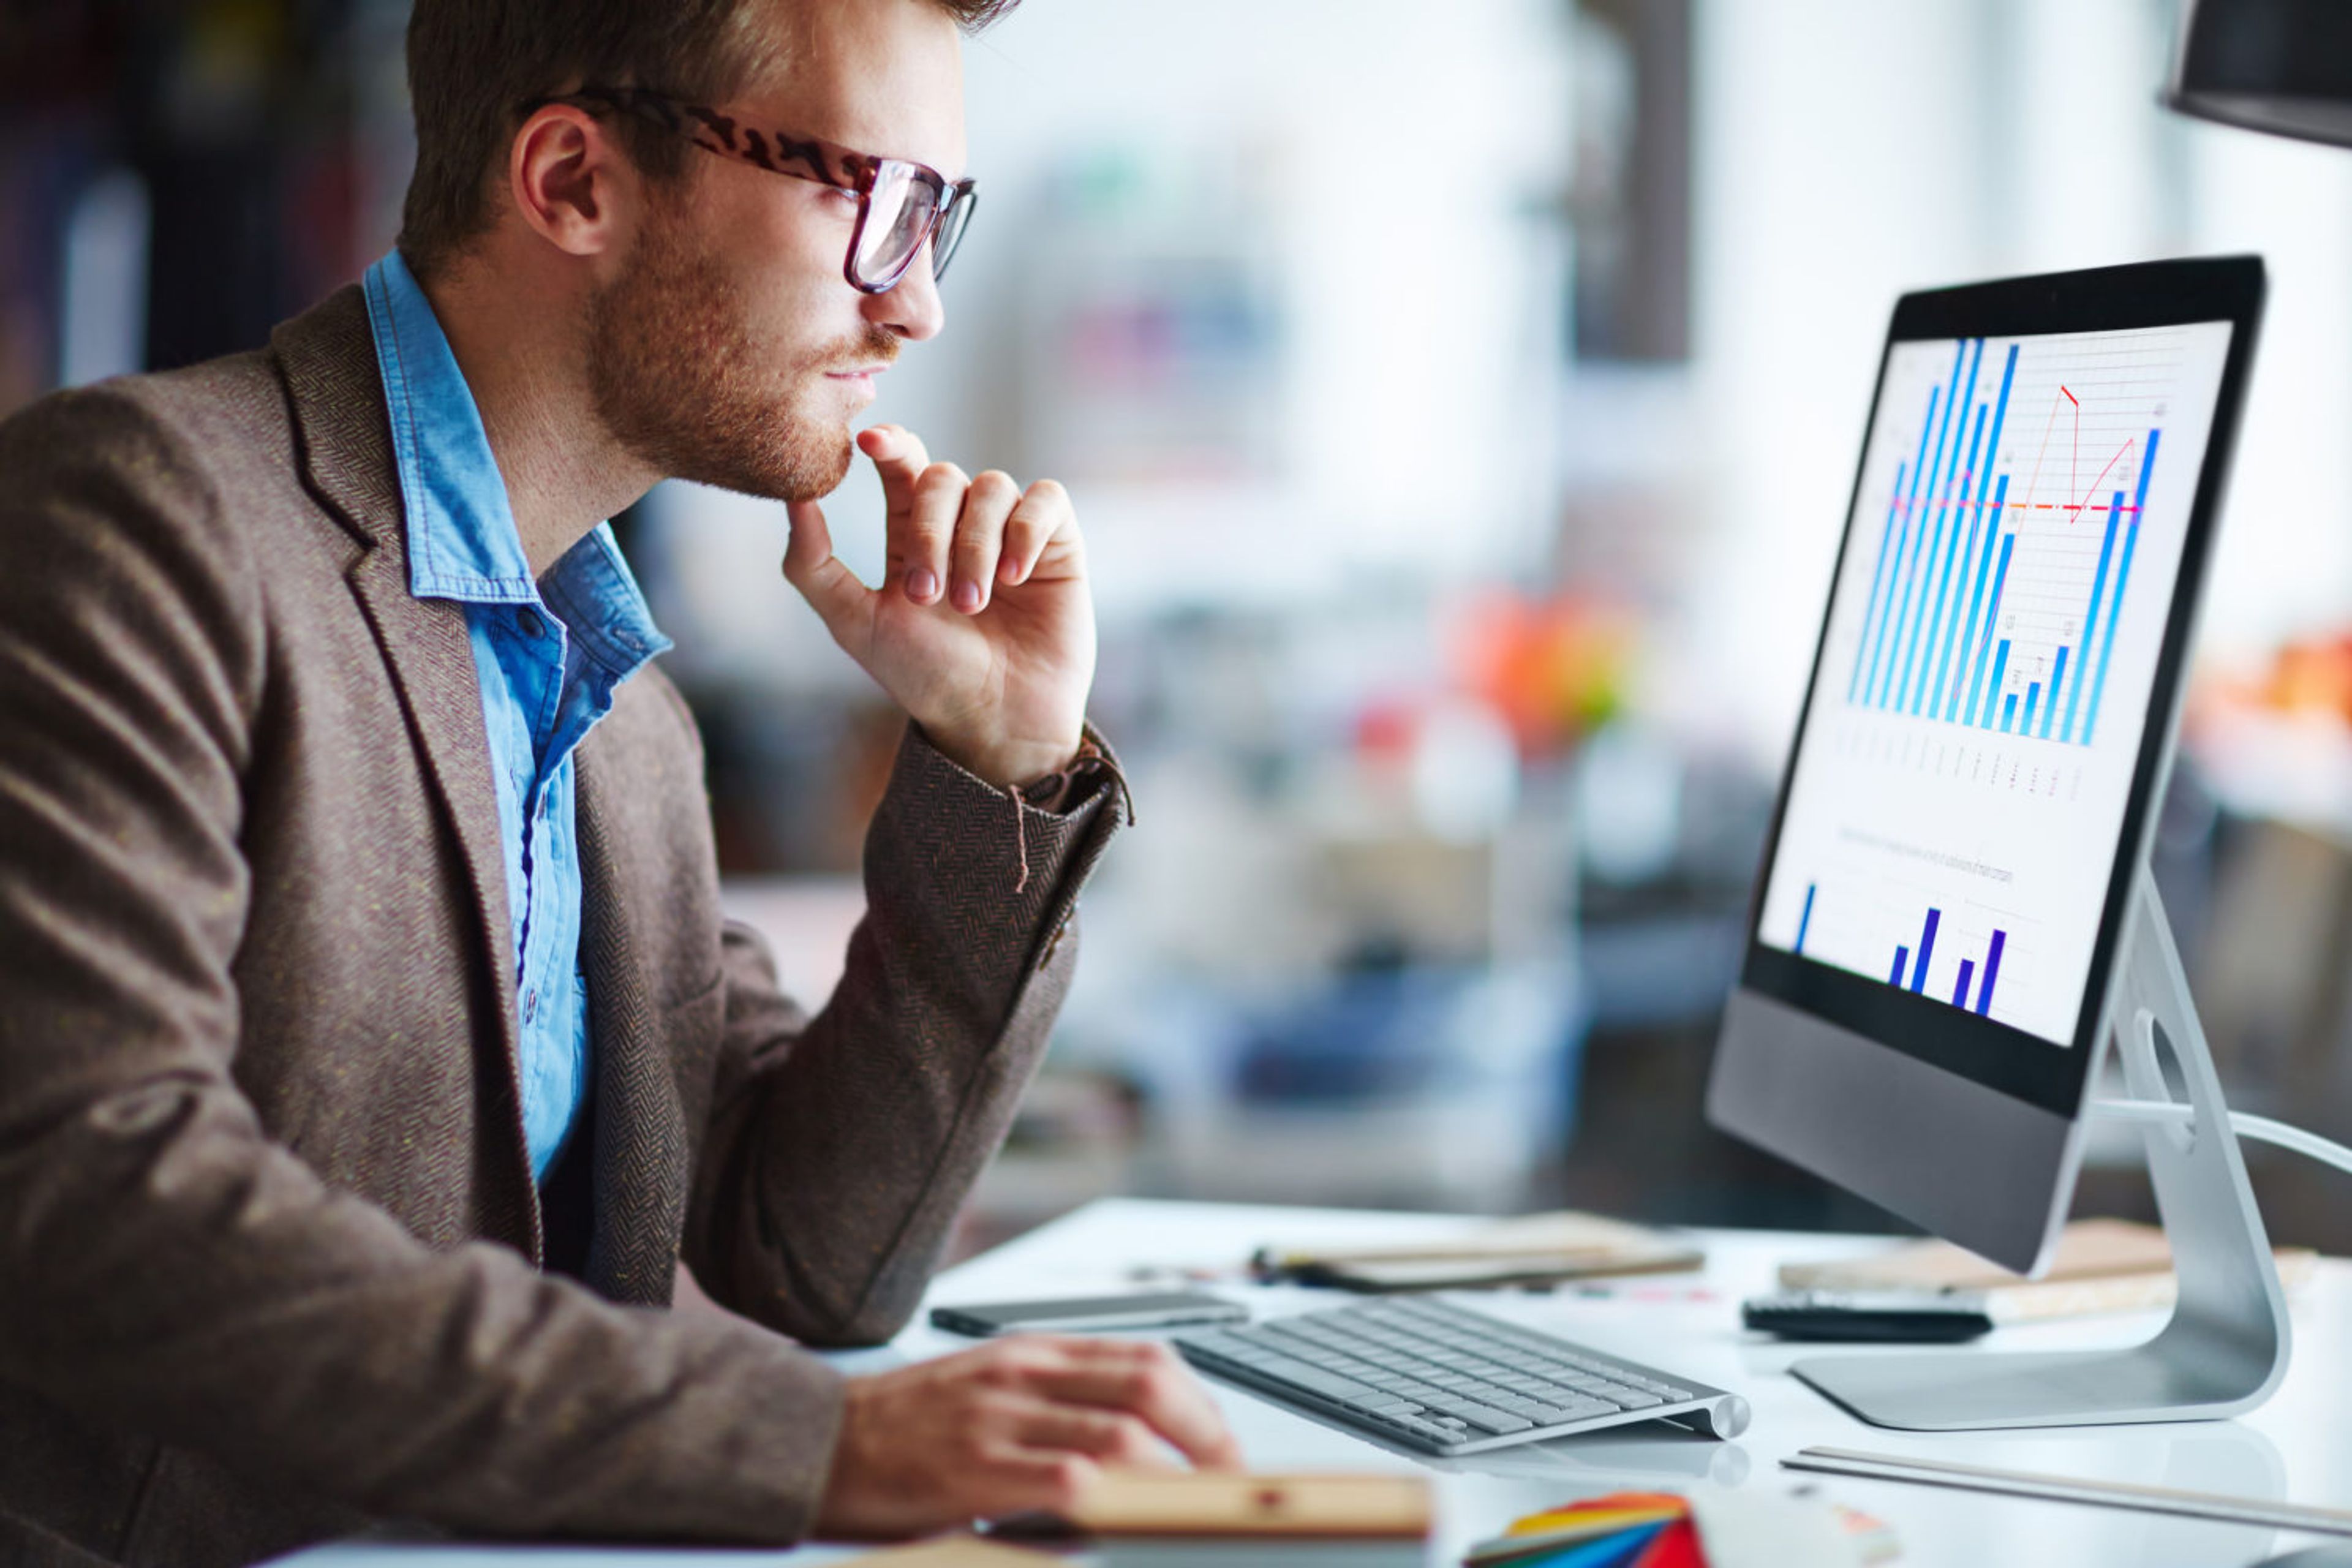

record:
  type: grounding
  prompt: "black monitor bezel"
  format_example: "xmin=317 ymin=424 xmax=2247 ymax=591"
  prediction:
xmin=1736 ymin=256 xmax=2266 ymax=1116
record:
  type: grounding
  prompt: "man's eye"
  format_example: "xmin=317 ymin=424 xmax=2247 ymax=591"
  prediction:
xmin=821 ymin=186 xmax=860 ymax=211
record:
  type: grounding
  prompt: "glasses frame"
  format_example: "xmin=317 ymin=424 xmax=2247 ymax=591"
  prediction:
xmin=529 ymin=85 xmax=976 ymax=294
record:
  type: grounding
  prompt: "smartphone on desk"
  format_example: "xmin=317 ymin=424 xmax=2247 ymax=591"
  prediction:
xmin=930 ymin=1290 xmax=1248 ymax=1338
xmin=1743 ymin=1289 xmax=1994 ymax=1343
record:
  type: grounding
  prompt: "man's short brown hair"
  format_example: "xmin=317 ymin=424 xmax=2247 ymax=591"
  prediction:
xmin=398 ymin=0 xmax=1017 ymax=282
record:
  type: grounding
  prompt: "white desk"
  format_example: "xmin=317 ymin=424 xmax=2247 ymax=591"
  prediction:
xmin=287 ymin=1197 xmax=2352 ymax=1567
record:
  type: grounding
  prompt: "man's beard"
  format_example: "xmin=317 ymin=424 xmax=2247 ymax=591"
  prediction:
xmin=586 ymin=216 xmax=899 ymax=502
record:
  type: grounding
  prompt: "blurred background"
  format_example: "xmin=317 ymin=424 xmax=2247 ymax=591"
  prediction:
xmin=13 ymin=0 xmax=2352 ymax=1257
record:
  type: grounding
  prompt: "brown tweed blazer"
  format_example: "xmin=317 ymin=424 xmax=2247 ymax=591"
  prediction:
xmin=0 ymin=286 xmax=1120 ymax=1568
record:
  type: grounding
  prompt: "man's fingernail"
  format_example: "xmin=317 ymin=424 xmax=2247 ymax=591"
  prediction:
xmin=953 ymin=579 xmax=982 ymax=612
xmin=908 ymin=568 xmax=938 ymax=601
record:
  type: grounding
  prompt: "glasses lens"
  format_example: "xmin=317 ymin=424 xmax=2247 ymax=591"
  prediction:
xmin=931 ymin=186 xmax=976 ymax=283
xmin=853 ymin=162 xmax=933 ymax=288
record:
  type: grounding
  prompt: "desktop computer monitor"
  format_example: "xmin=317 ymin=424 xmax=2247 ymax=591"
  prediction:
xmin=1707 ymin=257 xmax=2264 ymax=1279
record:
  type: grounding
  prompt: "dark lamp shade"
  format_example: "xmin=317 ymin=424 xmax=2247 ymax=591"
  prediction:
xmin=2166 ymin=0 xmax=2352 ymax=148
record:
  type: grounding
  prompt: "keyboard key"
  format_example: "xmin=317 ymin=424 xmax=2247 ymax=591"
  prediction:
xmin=1379 ymin=1413 xmax=1463 ymax=1446
xmin=1419 ymin=1396 xmax=1534 ymax=1433
xmin=1540 ymin=1354 xmax=1602 ymax=1375
xmin=1247 ymin=1355 xmax=1385 ymax=1403
xmin=1586 ymin=1383 xmax=1662 ymax=1408
xmin=1177 ymin=1331 xmax=1251 ymax=1357
xmin=1527 ymin=1396 xmax=1616 ymax=1424
xmin=1523 ymin=1381 xmax=1594 ymax=1404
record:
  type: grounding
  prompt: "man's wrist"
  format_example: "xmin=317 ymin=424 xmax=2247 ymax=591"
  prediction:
xmin=923 ymin=726 xmax=1084 ymax=793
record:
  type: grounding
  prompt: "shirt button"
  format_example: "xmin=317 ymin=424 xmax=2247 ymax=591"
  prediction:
xmin=518 ymin=606 xmax=546 ymax=639
xmin=524 ymin=987 xmax=538 ymax=1020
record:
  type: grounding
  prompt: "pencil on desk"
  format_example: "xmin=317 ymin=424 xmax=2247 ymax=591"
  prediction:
xmin=1782 ymin=1446 xmax=2352 ymax=1536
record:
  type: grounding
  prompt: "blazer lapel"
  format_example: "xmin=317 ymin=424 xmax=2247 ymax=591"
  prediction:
xmin=574 ymin=747 xmax=692 ymax=1305
xmin=342 ymin=558 xmax=526 ymax=1094
xmin=273 ymin=288 xmax=538 ymax=1250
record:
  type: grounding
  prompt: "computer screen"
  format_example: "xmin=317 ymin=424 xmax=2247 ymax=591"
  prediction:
xmin=1713 ymin=258 xmax=2262 ymax=1274
xmin=1753 ymin=321 xmax=2234 ymax=1049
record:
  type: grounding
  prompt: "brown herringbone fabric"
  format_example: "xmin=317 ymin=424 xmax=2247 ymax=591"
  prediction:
xmin=0 ymin=285 xmax=1120 ymax=1567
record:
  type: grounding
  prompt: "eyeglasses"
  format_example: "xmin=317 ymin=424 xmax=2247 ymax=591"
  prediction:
xmin=530 ymin=85 xmax=977 ymax=295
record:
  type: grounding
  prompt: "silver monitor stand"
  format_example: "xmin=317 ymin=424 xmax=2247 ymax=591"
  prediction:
xmin=1792 ymin=866 xmax=2291 ymax=1430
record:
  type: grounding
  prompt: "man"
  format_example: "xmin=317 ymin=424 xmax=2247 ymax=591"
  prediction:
xmin=0 ymin=0 xmax=1240 ymax=1562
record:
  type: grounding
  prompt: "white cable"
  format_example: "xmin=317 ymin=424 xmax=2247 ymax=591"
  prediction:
xmin=2229 ymin=1112 xmax=2352 ymax=1181
xmin=2092 ymin=1099 xmax=2352 ymax=1179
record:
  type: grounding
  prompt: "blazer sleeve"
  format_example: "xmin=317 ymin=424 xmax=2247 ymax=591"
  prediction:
xmin=684 ymin=721 xmax=1128 ymax=1348
xmin=0 ymin=387 xmax=849 ymax=1545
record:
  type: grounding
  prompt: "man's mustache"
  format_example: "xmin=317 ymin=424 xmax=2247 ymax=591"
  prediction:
xmin=822 ymin=328 xmax=902 ymax=372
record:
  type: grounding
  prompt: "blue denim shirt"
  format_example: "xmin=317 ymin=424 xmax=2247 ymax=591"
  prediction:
xmin=363 ymin=250 xmax=673 ymax=1183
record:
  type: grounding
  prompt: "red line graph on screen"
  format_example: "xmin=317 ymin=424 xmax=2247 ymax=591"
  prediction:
xmin=2066 ymin=436 xmax=2138 ymax=524
xmin=2016 ymin=382 xmax=2139 ymax=522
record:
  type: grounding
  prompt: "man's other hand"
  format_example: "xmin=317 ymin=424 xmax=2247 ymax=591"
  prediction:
xmin=783 ymin=426 xmax=1095 ymax=791
xmin=812 ymin=1336 xmax=1243 ymax=1539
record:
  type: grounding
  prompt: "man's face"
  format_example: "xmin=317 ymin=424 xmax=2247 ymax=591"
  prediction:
xmin=586 ymin=0 xmax=965 ymax=502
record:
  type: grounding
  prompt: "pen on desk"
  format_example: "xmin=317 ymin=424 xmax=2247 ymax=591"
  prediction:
xmin=1568 ymin=1283 xmax=1721 ymax=1302
xmin=1247 ymin=1250 xmax=1614 ymax=1286
xmin=1123 ymin=1261 xmax=1245 ymax=1286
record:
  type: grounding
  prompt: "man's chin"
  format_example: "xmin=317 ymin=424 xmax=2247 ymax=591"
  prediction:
xmin=669 ymin=426 xmax=855 ymax=505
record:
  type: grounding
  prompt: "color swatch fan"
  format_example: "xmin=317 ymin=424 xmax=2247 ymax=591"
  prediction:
xmin=1464 ymin=1490 xmax=1898 ymax=1568
xmin=1464 ymin=1493 xmax=1700 ymax=1568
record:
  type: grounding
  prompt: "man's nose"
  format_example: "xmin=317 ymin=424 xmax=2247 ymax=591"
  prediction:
xmin=867 ymin=246 xmax=946 ymax=342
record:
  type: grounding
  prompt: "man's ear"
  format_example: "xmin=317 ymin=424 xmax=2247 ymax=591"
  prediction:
xmin=507 ymin=104 xmax=637 ymax=259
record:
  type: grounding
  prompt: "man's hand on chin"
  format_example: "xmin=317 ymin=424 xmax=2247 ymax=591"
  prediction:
xmin=813 ymin=1336 xmax=1244 ymax=1539
xmin=783 ymin=424 xmax=1096 ymax=791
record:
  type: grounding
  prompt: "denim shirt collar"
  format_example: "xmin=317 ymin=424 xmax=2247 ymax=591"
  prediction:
xmin=360 ymin=249 xmax=671 ymax=676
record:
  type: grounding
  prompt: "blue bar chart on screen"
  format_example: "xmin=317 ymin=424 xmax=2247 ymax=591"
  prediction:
xmin=1757 ymin=322 xmax=2232 ymax=1045
xmin=1847 ymin=337 xmax=2166 ymax=748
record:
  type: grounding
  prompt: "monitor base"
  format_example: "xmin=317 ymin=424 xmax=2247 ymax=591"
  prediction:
xmin=1792 ymin=869 xmax=2291 ymax=1431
